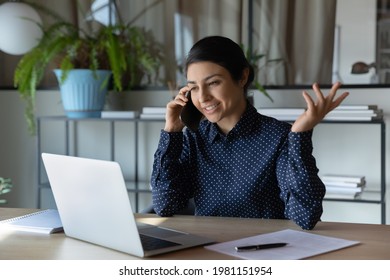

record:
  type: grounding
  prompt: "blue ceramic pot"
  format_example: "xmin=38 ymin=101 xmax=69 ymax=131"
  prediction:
xmin=54 ymin=69 xmax=112 ymax=118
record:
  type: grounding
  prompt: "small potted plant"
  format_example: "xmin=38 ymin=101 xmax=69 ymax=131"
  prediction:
xmin=14 ymin=4 xmax=163 ymax=134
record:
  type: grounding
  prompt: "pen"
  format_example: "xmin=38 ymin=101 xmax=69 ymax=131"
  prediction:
xmin=235 ymin=242 xmax=288 ymax=252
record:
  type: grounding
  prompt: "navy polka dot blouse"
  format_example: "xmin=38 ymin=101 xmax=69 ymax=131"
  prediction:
xmin=151 ymin=104 xmax=325 ymax=230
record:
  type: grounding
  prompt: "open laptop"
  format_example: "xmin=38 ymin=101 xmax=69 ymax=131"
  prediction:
xmin=41 ymin=153 xmax=214 ymax=257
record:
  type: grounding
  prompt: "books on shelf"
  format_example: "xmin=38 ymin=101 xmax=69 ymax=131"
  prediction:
xmin=335 ymin=105 xmax=378 ymax=110
xmin=257 ymin=108 xmax=304 ymax=121
xmin=324 ymin=192 xmax=362 ymax=200
xmin=0 ymin=209 xmax=63 ymax=234
xmin=321 ymin=174 xmax=366 ymax=199
xmin=141 ymin=107 xmax=166 ymax=114
xmin=328 ymin=109 xmax=379 ymax=115
xmin=323 ymin=114 xmax=383 ymax=121
xmin=258 ymin=108 xmax=305 ymax=115
xmin=100 ymin=108 xmax=167 ymax=119
xmin=325 ymin=185 xmax=365 ymax=194
xmin=139 ymin=113 xmax=165 ymax=120
xmin=140 ymin=106 xmax=166 ymax=120
xmin=324 ymin=105 xmax=383 ymax=121
xmin=101 ymin=110 xmax=139 ymax=119
xmin=257 ymin=105 xmax=383 ymax=122
xmin=322 ymin=180 xmax=364 ymax=188
xmin=321 ymin=174 xmax=366 ymax=185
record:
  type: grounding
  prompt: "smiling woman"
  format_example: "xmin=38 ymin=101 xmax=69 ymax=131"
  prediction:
xmin=185 ymin=62 xmax=248 ymax=134
xmin=149 ymin=35 xmax=349 ymax=230
xmin=183 ymin=35 xmax=252 ymax=133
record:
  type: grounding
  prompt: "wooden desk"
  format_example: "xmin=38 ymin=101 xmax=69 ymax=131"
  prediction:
xmin=1 ymin=208 xmax=389 ymax=260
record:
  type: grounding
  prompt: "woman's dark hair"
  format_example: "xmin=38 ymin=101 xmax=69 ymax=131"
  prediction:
xmin=185 ymin=36 xmax=255 ymax=93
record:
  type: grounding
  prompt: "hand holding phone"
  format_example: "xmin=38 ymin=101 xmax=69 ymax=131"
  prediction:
xmin=180 ymin=90 xmax=203 ymax=132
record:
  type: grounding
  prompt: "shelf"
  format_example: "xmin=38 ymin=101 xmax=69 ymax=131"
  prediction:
xmin=36 ymin=116 xmax=386 ymax=223
xmin=125 ymin=181 xmax=152 ymax=193
xmin=37 ymin=115 xmax=165 ymax=122
xmin=37 ymin=181 xmax=152 ymax=193
xmin=324 ymin=190 xmax=383 ymax=204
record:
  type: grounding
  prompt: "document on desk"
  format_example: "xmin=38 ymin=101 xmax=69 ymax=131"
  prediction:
xmin=205 ymin=229 xmax=360 ymax=260
xmin=0 ymin=209 xmax=63 ymax=234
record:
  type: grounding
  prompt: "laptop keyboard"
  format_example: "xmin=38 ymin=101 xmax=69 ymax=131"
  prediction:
xmin=140 ymin=234 xmax=181 ymax=251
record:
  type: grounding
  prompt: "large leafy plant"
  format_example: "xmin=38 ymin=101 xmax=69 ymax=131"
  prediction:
xmin=14 ymin=3 xmax=163 ymax=134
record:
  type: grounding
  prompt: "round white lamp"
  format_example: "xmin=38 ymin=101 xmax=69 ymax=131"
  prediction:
xmin=0 ymin=1 xmax=43 ymax=55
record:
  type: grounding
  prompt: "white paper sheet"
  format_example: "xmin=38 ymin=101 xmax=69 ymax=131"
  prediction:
xmin=205 ymin=229 xmax=360 ymax=260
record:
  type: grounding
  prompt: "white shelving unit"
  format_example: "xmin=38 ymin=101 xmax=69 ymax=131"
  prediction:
xmin=317 ymin=120 xmax=386 ymax=224
xmin=36 ymin=117 xmax=386 ymax=223
xmin=36 ymin=116 xmax=164 ymax=212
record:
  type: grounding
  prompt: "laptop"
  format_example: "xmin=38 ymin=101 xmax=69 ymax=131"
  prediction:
xmin=41 ymin=153 xmax=214 ymax=257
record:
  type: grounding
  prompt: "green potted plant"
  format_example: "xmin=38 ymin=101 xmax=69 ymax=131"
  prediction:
xmin=0 ymin=177 xmax=12 ymax=204
xmin=14 ymin=4 xmax=163 ymax=134
xmin=241 ymin=44 xmax=284 ymax=103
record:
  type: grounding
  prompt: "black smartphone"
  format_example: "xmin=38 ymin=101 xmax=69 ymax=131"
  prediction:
xmin=180 ymin=90 xmax=203 ymax=132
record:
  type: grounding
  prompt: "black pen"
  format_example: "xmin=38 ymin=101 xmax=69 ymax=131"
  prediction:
xmin=235 ymin=242 xmax=288 ymax=252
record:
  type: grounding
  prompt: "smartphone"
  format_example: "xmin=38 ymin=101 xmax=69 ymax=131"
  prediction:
xmin=180 ymin=90 xmax=203 ymax=132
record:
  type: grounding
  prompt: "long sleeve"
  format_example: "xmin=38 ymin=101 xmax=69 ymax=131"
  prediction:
xmin=150 ymin=104 xmax=326 ymax=230
xmin=276 ymin=130 xmax=326 ymax=230
xmin=150 ymin=130 xmax=194 ymax=216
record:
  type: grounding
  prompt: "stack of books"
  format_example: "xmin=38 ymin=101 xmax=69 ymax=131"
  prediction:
xmin=324 ymin=105 xmax=383 ymax=121
xmin=321 ymin=174 xmax=366 ymax=199
xmin=257 ymin=108 xmax=305 ymax=121
xmin=258 ymin=105 xmax=383 ymax=121
xmin=140 ymin=107 xmax=166 ymax=119
xmin=101 ymin=110 xmax=139 ymax=119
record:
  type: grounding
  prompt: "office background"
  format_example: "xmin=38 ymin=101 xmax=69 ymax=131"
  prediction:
xmin=0 ymin=0 xmax=389 ymax=224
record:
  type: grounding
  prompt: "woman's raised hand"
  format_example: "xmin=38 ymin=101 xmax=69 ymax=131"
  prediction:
xmin=291 ymin=82 xmax=349 ymax=132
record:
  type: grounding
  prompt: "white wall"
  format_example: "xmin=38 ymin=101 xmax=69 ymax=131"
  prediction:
xmin=335 ymin=0 xmax=377 ymax=84
xmin=0 ymin=86 xmax=389 ymax=224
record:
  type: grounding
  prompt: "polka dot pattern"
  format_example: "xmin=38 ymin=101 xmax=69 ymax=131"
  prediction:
xmin=151 ymin=104 xmax=325 ymax=230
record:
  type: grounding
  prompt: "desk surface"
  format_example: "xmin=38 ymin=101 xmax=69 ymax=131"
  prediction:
xmin=1 ymin=208 xmax=389 ymax=260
